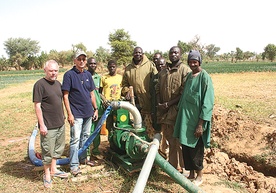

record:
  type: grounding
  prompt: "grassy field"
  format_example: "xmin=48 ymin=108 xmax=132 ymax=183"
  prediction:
xmin=203 ymin=61 xmax=276 ymax=74
xmin=0 ymin=63 xmax=275 ymax=192
xmin=0 ymin=69 xmax=66 ymax=89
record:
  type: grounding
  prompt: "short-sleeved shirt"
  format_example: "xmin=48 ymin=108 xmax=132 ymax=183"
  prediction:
xmin=100 ymin=73 xmax=122 ymax=101
xmin=33 ymin=78 xmax=65 ymax=129
xmin=62 ymin=66 xmax=95 ymax=118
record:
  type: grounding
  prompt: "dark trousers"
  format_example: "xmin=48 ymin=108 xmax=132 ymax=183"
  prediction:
xmin=182 ymin=137 xmax=204 ymax=171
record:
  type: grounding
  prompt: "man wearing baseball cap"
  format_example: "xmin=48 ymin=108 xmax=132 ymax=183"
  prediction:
xmin=62 ymin=50 xmax=99 ymax=176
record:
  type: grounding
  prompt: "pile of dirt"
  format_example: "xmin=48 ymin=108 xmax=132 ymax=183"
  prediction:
xmin=204 ymin=104 xmax=276 ymax=193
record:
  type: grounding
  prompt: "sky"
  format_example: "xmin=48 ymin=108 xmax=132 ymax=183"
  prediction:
xmin=0 ymin=0 xmax=275 ymax=57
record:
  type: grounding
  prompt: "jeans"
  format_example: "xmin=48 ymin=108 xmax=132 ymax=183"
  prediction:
xmin=69 ymin=117 xmax=92 ymax=171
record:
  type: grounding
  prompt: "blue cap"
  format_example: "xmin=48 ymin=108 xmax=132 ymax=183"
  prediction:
xmin=188 ymin=50 xmax=202 ymax=65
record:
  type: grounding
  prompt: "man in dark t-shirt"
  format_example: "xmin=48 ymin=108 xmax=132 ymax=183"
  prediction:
xmin=33 ymin=60 xmax=67 ymax=188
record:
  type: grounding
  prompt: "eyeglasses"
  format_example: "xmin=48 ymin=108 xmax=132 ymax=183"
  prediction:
xmin=77 ymin=58 xmax=87 ymax=62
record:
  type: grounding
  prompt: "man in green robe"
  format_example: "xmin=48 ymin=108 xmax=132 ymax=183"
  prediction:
xmin=173 ymin=50 xmax=214 ymax=186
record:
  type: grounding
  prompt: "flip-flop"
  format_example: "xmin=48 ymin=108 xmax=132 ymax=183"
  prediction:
xmin=51 ymin=170 xmax=68 ymax=179
xmin=43 ymin=175 xmax=52 ymax=188
xmin=87 ymin=160 xmax=100 ymax=167
xmin=71 ymin=167 xmax=82 ymax=176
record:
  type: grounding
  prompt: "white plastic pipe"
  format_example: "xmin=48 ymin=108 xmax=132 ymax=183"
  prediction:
xmin=132 ymin=133 xmax=161 ymax=193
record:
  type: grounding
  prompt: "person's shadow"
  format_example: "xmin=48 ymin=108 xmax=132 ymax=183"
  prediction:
xmin=0 ymin=156 xmax=43 ymax=182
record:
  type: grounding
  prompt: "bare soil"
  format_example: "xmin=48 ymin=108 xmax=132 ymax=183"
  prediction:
xmin=0 ymin=72 xmax=275 ymax=193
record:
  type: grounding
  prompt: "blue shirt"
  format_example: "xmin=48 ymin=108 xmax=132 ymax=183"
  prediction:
xmin=62 ymin=66 xmax=95 ymax=118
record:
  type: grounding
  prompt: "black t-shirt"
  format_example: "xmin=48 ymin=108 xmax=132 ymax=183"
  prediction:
xmin=33 ymin=78 xmax=65 ymax=129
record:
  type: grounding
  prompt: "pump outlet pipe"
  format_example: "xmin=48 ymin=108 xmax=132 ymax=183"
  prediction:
xmin=155 ymin=153 xmax=206 ymax=193
xmin=132 ymin=133 xmax=161 ymax=193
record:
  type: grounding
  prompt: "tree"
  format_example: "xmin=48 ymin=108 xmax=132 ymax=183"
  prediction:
xmin=205 ymin=44 xmax=220 ymax=60
xmin=235 ymin=47 xmax=243 ymax=62
xmin=220 ymin=52 xmax=231 ymax=61
xmin=72 ymin=43 xmax=87 ymax=61
xmin=48 ymin=50 xmax=72 ymax=67
xmin=95 ymin=46 xmax=110 ymax=64
xmin=36 ymin=51 xmax=49 ymax=69
xmin=0 ymin=57 xmax=8 ymax=71
xmin=72 ymin=43 xmax=87 ymax=53
xmin=177 ymin=41 xmax=191 ymax=54
xmin=263 ymin=44 xmax=276 ymax=62
xmin=22 ymin=55 xmax=39 ymax=70
xmin=3 ymin=37 xmax=40 ymax=69
xmin=188 ymin=35 xmax=204 ymax=52
xmin=243 ymin=51 xmax=255 ymax=61
xmin=108 ymin=29 xmax=137 ymax=66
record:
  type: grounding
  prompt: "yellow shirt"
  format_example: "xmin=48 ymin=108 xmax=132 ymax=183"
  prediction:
xmin=100 ymin=73 xmax=123 ymax=101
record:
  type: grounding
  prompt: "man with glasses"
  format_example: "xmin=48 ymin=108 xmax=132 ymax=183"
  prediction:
xmin=62 ymin=50 xmax=98 ymax=176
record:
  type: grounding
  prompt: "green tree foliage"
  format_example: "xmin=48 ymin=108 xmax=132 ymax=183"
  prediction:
xmin=48 ymin=50 xmax=72 ymax=67
xmin=205 ymin=44 xmax=220 ymax=60
xmin=95 ymin=46 xmax=110 ymax=64
xmin=108 ymin=29 xmax=136 ymax=66
xmin=235 ymin=47 xmax=244 ymax=62
xmin=243 ymin=51 xmax=255 ymax=61
xmin=145 ymin=50 xmax=168 ymax=63
xmin=263 ymin=44 xmax=276 ymax=62
xmin=22 ymin=55 xmax=39 ymax=70
xmin=220 ymin=53 xmax=231 ymax=61
xmin=10 ymin=53 xmax=24 ymax=70
xmin=0 ymin=57 xmax=8 ymax=71
xmin=4 ymin=37 xmax=40 ymax=70
xmin=37 ymin=51 xmax=49 ymax=69
xmin=72 ymin=43 xmax=87 ymax=60
xmin=177 ymin=41 xmax=191 ymax=54
xmin=72 ymin=43 xmax=87 ymax=53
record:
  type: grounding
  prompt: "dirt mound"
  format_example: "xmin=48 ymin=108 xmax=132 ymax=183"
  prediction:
xmin=205 ymin=104 xmax=276 ymax=192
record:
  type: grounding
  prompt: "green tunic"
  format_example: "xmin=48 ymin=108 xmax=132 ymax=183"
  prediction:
xmin=173 ymin=70 xmax=214 ymax=148
xmin=92 ymin=73 xmax=104 ymax=117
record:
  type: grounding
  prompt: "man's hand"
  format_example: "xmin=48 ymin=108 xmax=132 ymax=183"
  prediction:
xmin=40 ymin=124 xmax=48 ymax=136
xmin=67 ymin=114 xmax=75 ymax=126
xmin=125 ymin=90 xmax=131 ymax=100
xmin=93 ymin=110 xmax=99 ymax=121
xmin=194 ymin=125 xmax=203 ymax=138
xmin=100 ymin=94 xmax=110 ymax=109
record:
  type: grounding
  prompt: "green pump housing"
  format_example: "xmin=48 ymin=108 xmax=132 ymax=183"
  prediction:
xmin=107 ymin=108 xmax=150 ymax=172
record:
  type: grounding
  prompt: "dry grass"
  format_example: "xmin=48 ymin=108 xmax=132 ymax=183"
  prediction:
xmin=0 ymin=72 xmax=275 ymax=192
xmin=211 ymin=72 xmax=276 ymax=126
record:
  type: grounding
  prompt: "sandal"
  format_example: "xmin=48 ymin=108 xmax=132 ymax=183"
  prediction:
xmin=90 ymin=154 xmax=104 ymax=160
xmin=87 ymin=160 xmax=100 ymax=167
xmin=43 ymin=175 xmax=52 ymax=188
xmin=51 ymin=170 xmax=68 ymax=179
xmin=70 ymin=167 xmax=82 ymax=176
